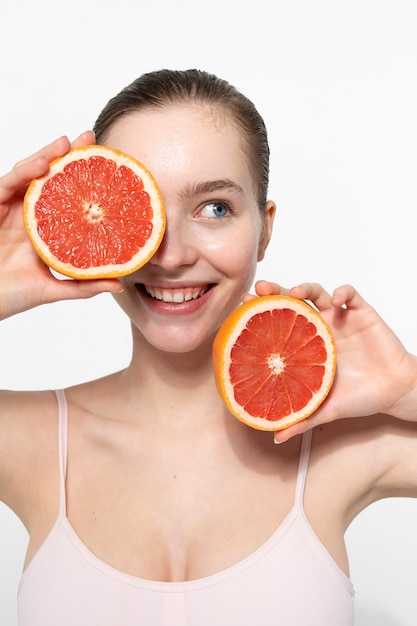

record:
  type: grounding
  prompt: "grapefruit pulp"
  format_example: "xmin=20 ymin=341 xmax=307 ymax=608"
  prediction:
xmin=212 ymin=295 xmax=337 ymax=431
xmin=23 ymin=145 xmax=165 ymax=278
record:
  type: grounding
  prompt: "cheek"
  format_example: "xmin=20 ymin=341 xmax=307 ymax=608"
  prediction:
xmin=211 ymin=228 xmax=260 ymax=281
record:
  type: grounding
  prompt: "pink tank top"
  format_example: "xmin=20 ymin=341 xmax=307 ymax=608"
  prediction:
xmin=17 ymin=389 xmax=354 ymax=625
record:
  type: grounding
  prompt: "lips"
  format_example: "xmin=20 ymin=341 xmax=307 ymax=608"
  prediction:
xmin=142 ymin=284 xmax=211 ymax=303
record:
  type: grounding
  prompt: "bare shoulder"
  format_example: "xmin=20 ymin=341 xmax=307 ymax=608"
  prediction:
xmin=0 ymin=376 xmax=116 ymax=462
xmin=0 ymin=388 xmax=58 ymax=444
xmin=0 ymin=389 xmax=59 ymax=518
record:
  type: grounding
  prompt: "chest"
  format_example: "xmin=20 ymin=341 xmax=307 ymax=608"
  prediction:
xmin=64 ymin=431 xmax=302 ymax=581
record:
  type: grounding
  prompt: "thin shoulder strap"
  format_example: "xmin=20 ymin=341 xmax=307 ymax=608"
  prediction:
xmin=294 ymin=428 xmax=313 ymax=510
xmin=54 ymin=389 xmax=68 ymax=516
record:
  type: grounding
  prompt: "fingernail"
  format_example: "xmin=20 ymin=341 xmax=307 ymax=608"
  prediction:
xmin=274 ymin=435 xmax=286 ymax=445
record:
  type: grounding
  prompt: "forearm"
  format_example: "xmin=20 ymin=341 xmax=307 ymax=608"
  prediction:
xmin=388 ymin=353 xmax=417 ymax=422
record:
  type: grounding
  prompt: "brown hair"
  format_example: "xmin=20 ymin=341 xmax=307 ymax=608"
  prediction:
xmin=93 ymin=69 xmax=270 ymax=209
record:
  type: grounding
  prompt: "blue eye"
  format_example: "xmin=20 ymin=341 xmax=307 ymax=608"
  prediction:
xmin=200 ymin=201 xmax=230 ymax=218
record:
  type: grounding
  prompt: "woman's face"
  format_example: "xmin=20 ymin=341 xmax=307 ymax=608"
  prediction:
xmin=106 ymin=103 xmax=275 ymax=354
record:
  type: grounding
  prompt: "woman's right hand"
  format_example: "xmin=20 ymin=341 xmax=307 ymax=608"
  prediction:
xmin=0 ymin=132 xmax=123 ymax=320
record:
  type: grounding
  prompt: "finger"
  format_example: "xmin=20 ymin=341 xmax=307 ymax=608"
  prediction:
xmin=13 ymin=132 xmax=94 ymax=169
xmin=273 ymin=418 xmax=317 ymax=444
xmin=274 ymin=414 xmax=332 ymax=443
xmin=254 ymin=280 xmax=292 ymax=297
xmin=330 ymin=284 xmax=367 ymax=309
xmin=0 ymin=136 xmax=73 ymax=202
xmin=289 ymin=282 xmax=333 ymax=311
xmin=0 ymin=133 xmax=95 ymax=204
xmin=241 ymin=293 xmax=257 ymax=303
xmin=242 ymin=280 xmax=291 ymax=303
xmin=42 ymin=278 xmax=124 ymax=304
xmin=0 ymin=157 xmax=50 ymax=203
xmin=273 ymin=381 xmax=342 ymax=443
xmin=13 ymin=136 xmax=71 ymax=170
xmin=70 ymin=130 xmax=96 ymax=150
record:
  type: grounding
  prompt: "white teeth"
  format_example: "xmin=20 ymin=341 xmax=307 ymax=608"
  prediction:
xmin=144 ymin=286 xmax=208 ymax=303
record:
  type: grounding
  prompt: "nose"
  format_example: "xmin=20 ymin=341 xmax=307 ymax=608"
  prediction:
xmin=148 ymin=216 xmax=198 ymax=270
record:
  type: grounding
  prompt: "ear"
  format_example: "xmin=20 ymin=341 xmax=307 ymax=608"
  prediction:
xmin=257 ymin=200 xmax=276 ymax=261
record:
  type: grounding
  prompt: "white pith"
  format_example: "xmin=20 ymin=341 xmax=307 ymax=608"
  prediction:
xmin=268 ymin=354 xmax=285 ymax=375
xmin=83 ymin=201 xmax=104 ymax=223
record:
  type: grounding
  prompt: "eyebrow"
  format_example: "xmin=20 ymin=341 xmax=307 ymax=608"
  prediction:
xmin=179 ymin=179 xmax=244 ymax=199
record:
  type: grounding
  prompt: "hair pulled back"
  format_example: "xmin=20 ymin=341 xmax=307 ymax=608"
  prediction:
xmin=93 ymin=69 xmax=270 ymax=209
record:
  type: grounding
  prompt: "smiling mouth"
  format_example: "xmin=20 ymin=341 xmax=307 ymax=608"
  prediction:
xmin=141 ymin=284 xmax=212 ymax=303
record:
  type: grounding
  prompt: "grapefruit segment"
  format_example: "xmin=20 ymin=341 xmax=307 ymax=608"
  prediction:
xmin=212 ymin=295 xmax=337 ymax=431
xmin=23 ymin=145 xmax=165 ymax=278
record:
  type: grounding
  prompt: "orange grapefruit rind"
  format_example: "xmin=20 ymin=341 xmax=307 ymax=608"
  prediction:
xmin=23 ymin=145 xmax=166 ymax=279
xmin=212 ymin=295 xmax=337 ymax=431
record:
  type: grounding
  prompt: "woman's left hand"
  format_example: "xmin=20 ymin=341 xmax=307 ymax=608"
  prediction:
xmin=245 ymin=281 xmax=417 ymax=442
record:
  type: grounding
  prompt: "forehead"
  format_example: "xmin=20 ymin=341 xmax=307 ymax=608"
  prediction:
xmin=104 ymin=104 xmax=252 ymax=188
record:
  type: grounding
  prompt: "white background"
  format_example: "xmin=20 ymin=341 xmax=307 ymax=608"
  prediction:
xmin=1 ymin=0 xmax=417 ymax=624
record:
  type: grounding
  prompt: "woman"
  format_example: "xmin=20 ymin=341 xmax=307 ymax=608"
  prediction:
xmin=1 ymin=69 xmax=416 ymax=625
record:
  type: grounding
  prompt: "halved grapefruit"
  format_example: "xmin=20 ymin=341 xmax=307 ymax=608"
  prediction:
xmin=212 ymin=295 xmax=336 ymax=431
xmin=23 ymin=145 xmax=165 ymax=278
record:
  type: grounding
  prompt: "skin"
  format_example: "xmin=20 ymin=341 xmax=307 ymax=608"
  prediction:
xmin=107 ymin=106 xmax=275 ymax=358
xmin=1 ymin=105 xmax=417 ymax=585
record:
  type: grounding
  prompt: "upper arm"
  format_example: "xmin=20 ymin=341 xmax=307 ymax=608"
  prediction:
xmin=0 ymin=390 xmax=58 ymax=521
xmin=0 ymin=390 xmax=28 ymax=500
xmin=308 ymin=414 xmax=417 ymax=531
xmin=371 ymin=414 xmax=417 ymax=499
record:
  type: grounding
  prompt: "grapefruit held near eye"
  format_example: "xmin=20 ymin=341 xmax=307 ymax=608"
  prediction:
xmin=212 ymin=295 xmax=337 ymax=431
xmin=23 ymin=145 xmax=165 ymax=279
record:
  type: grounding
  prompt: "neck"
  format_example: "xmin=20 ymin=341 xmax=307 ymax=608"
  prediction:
xmin=115 ymin=327 xmax=224 ymax=429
